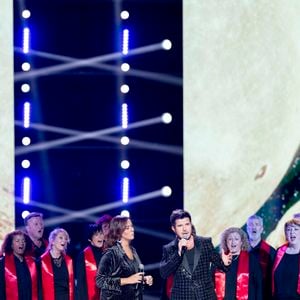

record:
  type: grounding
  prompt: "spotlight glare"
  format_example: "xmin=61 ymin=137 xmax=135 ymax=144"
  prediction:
xmin=23 ymin=177 xmax=31 ymax=204
xmin=23 ymin=101 xmax=31 ymax=128
xmin=22 ymin=210 xmax=30 ymax=219
xmin=21 ymin=159 xmax=30 ymax=169
xmin=22 ymin=137 xmax=31 ymax=146
xmin=121 ymin=160 xmax=130 ymax=169
xmin=120 ymin=136 xmax=130 ymax=145
xmin=21 ymin=83 xmax=30 ymax=93
xmin=122 ymin=177 xmax=129 ymax=203
xmin=122 ymin=29 xmax=129 ymax=55
xmin=120 ymin=84 xmax=129 ymax=94
xmin=122 ymin=103 xmax=128 ymax=128
xmin=162 ymin=39 xmax=172 ymax=50
xmin=22 ymin=10 xmax=31 ymax=19
xmin=23 ymin=27 xmax=30 ymax=53
xmin=121 ymin=63 xmax=130 ymax=72
xmin=120 ymin=210 xmax=130 ymax=217
xmin=161 ymin=186 xmax=172 ymax=197
xmin=22 ymin=62 xmax=31 ymax=71
xmin=120 ymin=10 xmax=130 ymax=20
xmin=161 ymin=113 xmax=172 ymax=124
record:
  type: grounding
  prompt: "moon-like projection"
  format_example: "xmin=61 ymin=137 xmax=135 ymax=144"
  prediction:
xmin=184 ymin=1 xmax=300 ymax=245
xmin=0 ymin=1 xmax=15 ymax=245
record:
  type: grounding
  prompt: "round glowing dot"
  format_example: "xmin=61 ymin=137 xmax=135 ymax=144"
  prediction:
xmin=120 ymin=210 xmax=130 ymax=217
xmin=21 ymin=84 xmax=30 ymax=93
xmin=161 ymin=186 xmax=172 ymax=197
xmin=22 ymin=137 xmax=31 ymax=146
xmin=121 ymin=63 xmax=130 ymax=72
xmin=162 ymin=113 xmax=172 ymax=124
xmin=120 ymin=10 xmax=129 ymax=20
xmin=22 ymin=62 xmax=31 ymax=71
xmin=120 ymin=84 xmax=130 ymax=94
xmin=22 ymin=210 xmax=30 ymax=219
xmin=120 ymin=136 xmax=130 ymax=145
xmin=162 ymin=39 xmax=172 ymax=50
xmin=22 ymin=10 xmax=31 ymax=19
xmin=21 ymin=159 xmax=30 ymax=168
xmin=121 ymin=160 xmax=130 ymax=169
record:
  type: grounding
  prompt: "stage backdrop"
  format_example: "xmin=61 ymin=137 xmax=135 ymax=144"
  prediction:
xmin=184 ymin=1 xmax=300 ymax=246
xmin=0 ymin=0 xmax=15 ymax=245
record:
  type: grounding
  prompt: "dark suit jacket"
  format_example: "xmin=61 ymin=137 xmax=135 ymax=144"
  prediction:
xmin=160 ymin=236 xmax=228 ymax=300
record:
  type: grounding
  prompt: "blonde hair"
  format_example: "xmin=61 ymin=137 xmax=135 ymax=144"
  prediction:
xmin=220 ymin=227 xmax=250 ymax=253
xmin=47 ymin=228 xmax=70 ymax=252
xmin=284 ymin=218 xmax=300 ymax=235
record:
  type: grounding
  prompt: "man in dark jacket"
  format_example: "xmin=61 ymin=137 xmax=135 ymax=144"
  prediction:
xmin=160 ymin=209 xmax=231 ymax=300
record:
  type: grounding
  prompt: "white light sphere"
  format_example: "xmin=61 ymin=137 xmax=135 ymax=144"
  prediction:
xmin=120 ymin=210 xmax=130 ymax=217
xmin=121 ymin=160 xmax=130 ymax=169
xmin=161 ymin=186 xmax=172 ymax=197
xmin=22 ymin=10 xmax=31 ymax=19
xmin=162 ymin=39 xmax=172 ymax=50
xmin=22 ymin=137 xmax=31 ymax=146
xmin=120 ymin=136 xmax=130 ymax=145
xmin=22 ymin=62 xmax=31 ymax=71
xmin=162 ymin=113 xmax=172 ymax=124
xmin=121 ymin=63 xmax=130 ymax=72
xmin=21 ymin=159 xmax=30 ymax=168
xmin=21 ymin=84 xmax=30 ymax=93
xmin=120 ymin=10 xmax=130 ymax=20
xmin=120 ymin=84 xmax=130 ymax=94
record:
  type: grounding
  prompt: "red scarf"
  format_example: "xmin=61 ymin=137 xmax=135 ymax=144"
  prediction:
xmin=259 ymin=240 xmax=271 ymax=279
xmin=165 ymin=274 xmax=174 ymax=299
xmin=4 ymin=253 xmax=38 ymax=300
xmin=215 ymin=251 xmax=249 ymax=300
xmin=83 ymin=246 xmax=100 ymax=300
xmin=272 ymin=244 xmax=300 ymax=295
xmin=41 ymin=251 xmax=74 ymax=300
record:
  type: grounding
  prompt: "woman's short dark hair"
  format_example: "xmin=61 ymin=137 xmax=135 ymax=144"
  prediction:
xmin=170 ymin=209 xmax=192 ymax=226
xmin=87 ymin=223 xmax=102 ymax=241
xmin=1 ymin=230 xmax=31 ymax=255
xmin=106 ymin=215 xmax=130 ymax=247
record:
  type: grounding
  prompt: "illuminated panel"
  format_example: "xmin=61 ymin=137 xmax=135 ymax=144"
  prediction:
xmin=0 ymin=1 xmax=14 ymax=245
xmin=184 ymin=2 xmax=300 ymax=246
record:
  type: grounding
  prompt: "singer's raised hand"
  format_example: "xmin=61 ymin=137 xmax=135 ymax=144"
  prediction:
xmin=221 ymin=249 xmax=232 ymax=266
xmin=178 ymin=237 xmax=188 ymax=256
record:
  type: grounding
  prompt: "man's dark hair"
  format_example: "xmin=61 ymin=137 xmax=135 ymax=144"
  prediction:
xmin=24 ymin=212 xmax=43 ymax=226
xmin=170 ymin=209 xmax=192 ymax=226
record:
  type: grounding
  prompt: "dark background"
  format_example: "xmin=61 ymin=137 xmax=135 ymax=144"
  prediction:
xmin=14 ymin=0 xmax=183 ymax=297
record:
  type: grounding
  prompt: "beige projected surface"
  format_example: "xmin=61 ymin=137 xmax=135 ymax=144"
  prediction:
xmin=184 ymin=1 xmax=300 ymax=246
xmin=0 ymin=1 xmax=15 ymax=245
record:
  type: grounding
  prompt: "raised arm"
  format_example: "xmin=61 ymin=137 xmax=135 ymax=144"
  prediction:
xmin=160 ymin=244 xmax=182 ymax=279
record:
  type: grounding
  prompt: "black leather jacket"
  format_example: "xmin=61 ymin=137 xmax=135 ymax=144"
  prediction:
xmin=96 ymin=242 xmax=143 ymax=300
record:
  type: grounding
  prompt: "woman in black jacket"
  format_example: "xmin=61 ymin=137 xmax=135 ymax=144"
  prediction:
xmin=96 ymin=215 xmax=153 ymax=300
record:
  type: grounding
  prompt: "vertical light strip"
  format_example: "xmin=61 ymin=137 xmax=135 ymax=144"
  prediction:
xmin=122 ymin=103 xmax=128 ymax=128
xmin=23 ymin=177 xmax=31 ymax=204
xmin=23 ymin=27 xmax=30 ymax=54
xmin=122 ymin=29 xmax=129 ymax=55
xmin=23 ymin=101 xmax=31 ymax=128
xmin=122 ymin=177 xmax=129 ymax=203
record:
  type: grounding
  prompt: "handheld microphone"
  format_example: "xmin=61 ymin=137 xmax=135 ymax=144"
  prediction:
xmin=181 ymin=233 xmax=189 ymax=255
xmin=135 ymin=263 xmax=144 ymax=290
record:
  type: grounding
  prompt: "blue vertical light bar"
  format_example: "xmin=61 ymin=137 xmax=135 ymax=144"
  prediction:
xmin=23 ymin=27 xmax=30 ymax=54
xmin=122 ymin=177 xmax=129 ymax=203
xmin=23 ymin=177 xmax=31 ymax=204
xmin=122 ymin=103 xmax=128 ymax=129
xmin=23 ymin=101 xmax=31 ymax=128
xmin=122 ymin=29 xmax=129 ymax=55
